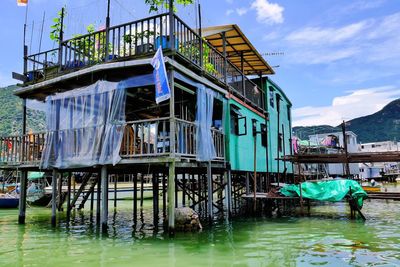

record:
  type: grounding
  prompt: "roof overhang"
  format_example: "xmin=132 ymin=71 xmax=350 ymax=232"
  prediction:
xmin=202 ymin=24 xmax=275 ymax=75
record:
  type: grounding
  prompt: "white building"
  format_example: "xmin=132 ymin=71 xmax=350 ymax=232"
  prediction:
xmin=308 ymin=131 xmax=359 ymax=176
xmin=358 ymin=141 xmax=400 ymax=179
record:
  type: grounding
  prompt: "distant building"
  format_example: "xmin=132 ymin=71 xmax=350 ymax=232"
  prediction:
xmin=358 ymin=141 xmax=400 ymax=179
xmin=308 ymin=131 xmax=359 ymax=176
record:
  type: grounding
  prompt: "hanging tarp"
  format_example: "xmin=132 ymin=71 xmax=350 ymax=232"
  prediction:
xmin=196 ymin=85 xmax=217 ymax=161
xmin=280 ymin=179 xmax=368 ymax=208
xmin=174 ymin=71 xmax=226 ymax=162
xmin=40 ymin=80 xmax=127 ymax=169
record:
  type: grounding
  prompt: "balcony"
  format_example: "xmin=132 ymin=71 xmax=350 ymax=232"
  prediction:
xmin=25 ymin=13 xmax=270 ymax=112
xmin=0 ymin=118 xmax=224 ymax=167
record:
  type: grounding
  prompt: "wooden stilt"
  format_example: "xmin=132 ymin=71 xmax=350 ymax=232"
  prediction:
xmin=51 ymin=169 xmax=57 ymax=227
xmin=101 ymin=166 xmax=108 ymax=233
xmin=168 ymin=161 xmax=176 ymax=235
xmin=114 ymin=174 xmax=117 ymax=209
xmin=18 ymin=171 xmax=28 ymax=225
xmin=162 ymin=173 xmax=166 ymax=218
xmin=96 ymin=172 xmax=101 ymax=225
xmin=133 ymin=173 xmax=138 ymax=223
xmin=153 ymin=173 xmax=159 ymax=227
xmin=245 ymin=172 xmax=250 ymax=195
xmin=140 ymin=174 xmax=144 ymax=208
xmin=66 ymin=172 xmax=72 ymax=220
xmin=182 ymin=173 xmax=186 ymax=207
xmin=175 ymin=173 xmax=178 ymax=208
xmin=57 ymin=172 xmax=63 ymax=211
xmin=207 ymin=162 xmax=213 ymax=221
xmin=226 ymin=170 xmax=232 ymax=218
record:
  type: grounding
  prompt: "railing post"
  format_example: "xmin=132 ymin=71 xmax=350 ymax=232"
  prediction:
xmin=241 ymin=52 xmax=245 ymax=97
xmin=169 ymin=0 xmax=175 ymax=53
xmin=58 ymin=7 xmax=65 ymax=72
xmin=105 ymin=0 xmax=111 ymax=62
xmin=222 ymin=32 xmax=227 ymax=86
xmin=198 ymin=3 xmax=203 ymax=68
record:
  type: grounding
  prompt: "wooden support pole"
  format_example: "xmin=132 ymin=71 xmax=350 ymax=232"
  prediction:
xmin=140 ymin=174 xmax=144 ymax=208
xmin=101 ymin=166 xmax=108 ymax=233
xmin=96 ymin=172 xmax=101 ymax=225
xmin=51 ymin=169 xmax=57 ymax=227
xmin=245 ymin=172 xmax=250 ymax=195
xmin=162 ymin=173 xmax=166 ymax=218
xmin=299 ymin=182 xmax=304 ymax=216
xmin=133 ymin=173 xmax=138 ymax=223
xmin=226 ymin=170 xmax=232 ymax=218
xmin=57 ymin=172 xmax=63 ymax=211
xmin=18 ymin=171 xmax=28 ymax=224
xmin=66 ymin=172 xmax=72 ymax=220
xmin=207 ymin=162 xmax=213 ymax=221
xmin=153 ymin=173 xmax=159 ymax=227
xmin=114 ymin=174 xmax=117 ymax=209
xmin=168 ymin=161 xmax=176 ymax=235
xmin=182 ymin=173 xmax=186 ymax=207
xmin=175 ymin=173 xmax=178 ymax=208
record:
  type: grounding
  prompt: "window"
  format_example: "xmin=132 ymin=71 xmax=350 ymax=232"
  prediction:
xmin=287 ymin=105 xmax=291 ymax=121
xmin=276 ymin=93 xmax=281 ymax=111
xmin=230 ymin=105 xmax=247 ymax=136
xmin=361 ymin=145 xmax=364 ymax=149
xmin=261 ymin=123 xmax=267 ymax=147
xmin=278 ymin=133 xmax=283 ymax=152
xmin=269 ymin=86 xmax=274 ymax=108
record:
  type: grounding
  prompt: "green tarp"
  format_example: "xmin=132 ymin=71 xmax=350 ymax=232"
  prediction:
xmin=280 ymin=179 xmax=368 ymax=208
xmin=28 ymin=172 xmax=45 ymax=181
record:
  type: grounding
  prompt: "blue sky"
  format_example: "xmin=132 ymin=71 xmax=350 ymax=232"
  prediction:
xmin=0 ymin=0 xmax=399 ymax=126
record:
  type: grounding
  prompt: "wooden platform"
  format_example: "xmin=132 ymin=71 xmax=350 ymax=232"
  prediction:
xmin=284 ymin=151 xmax=400 ymax=163
xmin=242 ymin=193 xmax=299 ymax=200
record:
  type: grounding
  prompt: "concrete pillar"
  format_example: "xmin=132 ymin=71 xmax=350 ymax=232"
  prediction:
xmin=168 ymin=161 xmax=175 ymax=235
xmin=51 ymin=169 xmax=57 ymax=227
xmin=18 ymin=171 xmax=28 ymax=224
xmin=101 ymin=166 xmax=108 ymax=233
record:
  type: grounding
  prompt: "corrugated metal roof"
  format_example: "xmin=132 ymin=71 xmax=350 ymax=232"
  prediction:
xmin=202 ymin=24 xmax=274 ymax=75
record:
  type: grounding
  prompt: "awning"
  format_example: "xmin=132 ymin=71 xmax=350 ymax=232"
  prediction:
xmin=202 ymin=25 xmax=275 ymax=75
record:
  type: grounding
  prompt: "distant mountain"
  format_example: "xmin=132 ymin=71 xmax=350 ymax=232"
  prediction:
xmin=293 ymin=99 xmax=400 ymax=143
xmin=0 ymin=85 xmax=46 ymax=136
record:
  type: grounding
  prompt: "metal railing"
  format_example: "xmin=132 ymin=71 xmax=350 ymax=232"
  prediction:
xmin=175 ymin=119 xmax=225 ymax=159
xmin=120 ymin=117 xmax=170 ymax=158
xmin=25 ymin=13 xmax=266 ymax=111
xmin=0 ymin=133 xmax=45 ymax=164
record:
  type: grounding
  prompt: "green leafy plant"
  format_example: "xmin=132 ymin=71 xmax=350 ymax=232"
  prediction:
xmin=179 ymin=39 xmax=218 ymax=76
xmin=50 ymin=6 xmax=67 ymax=43
xmin=144 ymin=0 xmax=194 ymax=13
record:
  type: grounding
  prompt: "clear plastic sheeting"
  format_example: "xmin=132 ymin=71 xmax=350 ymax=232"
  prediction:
xmin=40 ymin=80 xmax=126 ymax=169
xmin=174 ymin=71 xmax=226 ymax=162
xmin=196 ymin=85 xmax=217 ymax=162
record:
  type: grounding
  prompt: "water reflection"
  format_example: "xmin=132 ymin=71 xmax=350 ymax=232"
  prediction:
xmin=1 ymin=186 xmax=400 ymax=266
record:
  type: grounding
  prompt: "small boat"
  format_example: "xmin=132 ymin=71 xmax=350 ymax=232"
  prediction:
xmin=0 ymin=194 xmax=19 ymax=208
xmin=362 ymin=185 xmax=381 ymax=192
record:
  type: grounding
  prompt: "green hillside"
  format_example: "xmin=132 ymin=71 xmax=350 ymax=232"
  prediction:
xmin=0 ymin=85 xmax=46 ymax=136
xmin=293 ymin=99 xmax=400 ymax=143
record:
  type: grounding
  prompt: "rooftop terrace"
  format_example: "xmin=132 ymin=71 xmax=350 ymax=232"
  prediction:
xmin=23 ymin=12 xmax=273 ymax=112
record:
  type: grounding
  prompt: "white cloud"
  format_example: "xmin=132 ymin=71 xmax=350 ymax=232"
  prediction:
xmin=282 ymin=12 xmax=400 ymax=68
xmin=250 ymin=0 xmax=284 ymax=25
xmin=236 ymin=7 xmax=248 ymax=16
xmin=286 ymin=21 xmax=368 ymax=45
xmin=292 ymin=86 xmax=400 ymax=126
xmin=226 ymin=9 xmax=234 ymax=16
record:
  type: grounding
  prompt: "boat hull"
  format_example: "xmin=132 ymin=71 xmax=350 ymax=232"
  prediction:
xmin=0 ymin=198 xmax=19 ymax=208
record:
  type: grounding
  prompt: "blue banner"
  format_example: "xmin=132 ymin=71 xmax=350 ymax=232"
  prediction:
xmin=152 ymin=47 xmax=171 ymax=104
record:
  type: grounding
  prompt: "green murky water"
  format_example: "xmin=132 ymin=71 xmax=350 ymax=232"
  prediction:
xmin=1 ymin=184 xmax=400 ymax=267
